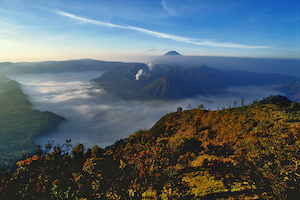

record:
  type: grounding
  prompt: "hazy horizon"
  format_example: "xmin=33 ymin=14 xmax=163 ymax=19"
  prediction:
xmin=2 ymin=54 xmax=300 ymax=64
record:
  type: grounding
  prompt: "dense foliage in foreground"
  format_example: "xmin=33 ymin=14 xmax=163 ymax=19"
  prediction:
xmin=1 ymin=95 xmax=300 ymax=199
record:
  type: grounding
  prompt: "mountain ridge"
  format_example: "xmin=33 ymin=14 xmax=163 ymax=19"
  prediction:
xmin=94 ymin=62 xmax=300 ymax=100
xmin=152 ymin=53 xmax=300 ymax=77
xmin=0 ymin=59 xmax=124 ymax=74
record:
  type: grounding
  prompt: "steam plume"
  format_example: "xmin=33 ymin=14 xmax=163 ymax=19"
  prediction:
xmin=147 ymin=63 xmax=155 ymax=71
xmin=135 ymin=69 xmax=145 ymax=80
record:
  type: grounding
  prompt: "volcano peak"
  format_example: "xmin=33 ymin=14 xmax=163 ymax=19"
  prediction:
xmin=163 ymin=51 xmax=182 ymax=56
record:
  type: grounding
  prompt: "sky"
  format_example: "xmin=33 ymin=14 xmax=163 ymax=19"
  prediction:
xmin=0 ymin=0 xmax=299 ymax=62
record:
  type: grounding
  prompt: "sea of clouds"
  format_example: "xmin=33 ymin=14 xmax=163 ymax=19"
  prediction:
xmin=8 ymin=71 xmax=283 ymax=149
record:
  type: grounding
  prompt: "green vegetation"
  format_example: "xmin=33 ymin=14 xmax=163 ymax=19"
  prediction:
xmin=0 ymin=73 xmax=65 ymax=170
xmin=1 ymin=95 xmax=299 ymax=199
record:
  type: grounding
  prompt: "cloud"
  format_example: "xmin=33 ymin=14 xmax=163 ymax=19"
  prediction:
xmin=0 ymin=20 xmax=28 ymax=34
xmin=54 ymin=9 xmax=270 ymax=50
xmin=8 ymin=71 xmax=283 ymax=148
xmin=143 ymin=49 xmax=159 ymax=52
xmin=162 ymin=0 xmax=176 ymax=15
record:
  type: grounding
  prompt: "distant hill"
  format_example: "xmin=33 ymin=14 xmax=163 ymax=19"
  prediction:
xmin=0 ymin=73 xmax=66 ymax=170
xmin=0 ymin=59 xmax=124 ymax=74
xmin=94 ymin=62 xmax=300 ymax=100
xmin=276 ymin=81 xmax=300 ymax=102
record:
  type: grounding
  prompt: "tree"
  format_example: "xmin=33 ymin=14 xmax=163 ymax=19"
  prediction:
xmin=233 ymin=101 xmax=237 ymax=108
xmin=177 ymin=107 xmax=183 ymax=112
xmin=198 ymin=104 xmax=205 ymax=110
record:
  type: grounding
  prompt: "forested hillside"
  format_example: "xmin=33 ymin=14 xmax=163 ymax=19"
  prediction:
xmin=1 ymin=95 xmax=299 ymax=199
xmin=0 ymin=74 xmax=66 ymax=170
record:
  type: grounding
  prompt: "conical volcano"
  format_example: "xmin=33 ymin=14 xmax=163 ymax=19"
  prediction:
xmin=163 ymin=51 xmax=182 ymax=56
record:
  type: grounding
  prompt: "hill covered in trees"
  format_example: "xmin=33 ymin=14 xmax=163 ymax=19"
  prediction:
xmin=0 ymin=73 xmax=66 ymax=170
xmin=1 ymin=95 xmax=299 ymax=199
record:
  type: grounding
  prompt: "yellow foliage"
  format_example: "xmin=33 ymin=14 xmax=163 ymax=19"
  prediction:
xmin=91 ymin=180 xmax=100 ymax=191
xmin=190 ymin=154 xmax=213 ymax=167
xmin=159 ymin=183 xmax=180 ymax=200
xmin=182 ymin=171 xmax=227 ymax=197
xmin=142 ymin=188 xmax=158 ymax=199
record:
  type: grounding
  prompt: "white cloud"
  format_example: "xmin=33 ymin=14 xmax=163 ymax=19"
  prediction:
xmin=54 ymin=9 xmax=270 ymax=50
xmin=143 ymin=48 xmax=159 ymax=52
xmin=162 ymin=0 xmax=176 ymax=15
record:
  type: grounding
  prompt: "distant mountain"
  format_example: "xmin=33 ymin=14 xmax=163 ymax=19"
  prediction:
xmin=94 ymin=63 xmax=154 ymax=99
xmin=152 ymin=52 xmax=300 ymax=77
xmin=163 ymin=51 xmax=182 ymax=56
xmin=276 ymin=81 xmax=300 ymax=102
xmin=94 ymin=62 xmax=300 ymax=100
xmin=0 ymin=59 xmax=124 ymax=74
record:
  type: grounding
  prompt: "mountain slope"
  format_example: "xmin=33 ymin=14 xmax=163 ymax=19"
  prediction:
xmin=276 ymin=81 xmax=300 ymax=102
xmin=1 ymin=95 xmax=300 ymax=199
xmin=139 ymin=77 xmax=195 ymax=99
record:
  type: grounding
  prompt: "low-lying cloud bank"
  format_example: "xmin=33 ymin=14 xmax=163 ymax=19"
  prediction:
xmin=8 ymin=71 xmax=283 ymax=148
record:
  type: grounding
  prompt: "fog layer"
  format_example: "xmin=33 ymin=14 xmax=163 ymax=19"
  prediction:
xmin=8 ymin=71 xmax=283 ymax=148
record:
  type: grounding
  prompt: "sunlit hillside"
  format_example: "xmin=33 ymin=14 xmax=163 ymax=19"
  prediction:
xmin=1 ymin=95 xmax=299 ymax=199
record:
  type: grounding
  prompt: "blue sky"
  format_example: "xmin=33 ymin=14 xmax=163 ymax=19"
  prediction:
xmin=0 ymin=0 xmax=299 ymax=62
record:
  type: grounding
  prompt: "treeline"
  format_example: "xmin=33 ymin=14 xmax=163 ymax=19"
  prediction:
xmin=1 ymin=95 xmax=300 ymax=199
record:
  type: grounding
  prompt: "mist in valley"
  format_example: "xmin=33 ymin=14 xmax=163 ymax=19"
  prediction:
xmin=7 ymin=71 xmax=284 ymax=149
